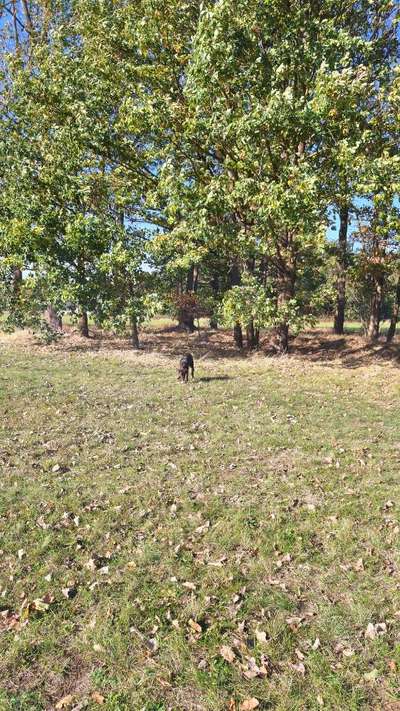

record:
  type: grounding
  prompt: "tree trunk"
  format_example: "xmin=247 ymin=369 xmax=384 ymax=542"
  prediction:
xmin=333 ymin=205 xmax=349 ymax=335
xmin=230 ymin=260 xmax=243 ymax=348
xmin=11 ymin=0 xmax=19 ymax=46
xmin=259 ymin=256 xmax=268 ymax=287
xmin=79 ymin=311 xmax=89 ymax=338
xmin=209 ymin=273 xmax=219 ymax=329
xmin=131 ymin=315 xmax=140 ymax=349
xmin=234 ymin=323 xmax=243 ymax=349
xmin=21 ymin=0 xmax=34 ymax=35
xmin=245 ymin=259 xmax=258 ymax=349
xmin=386 ymin=277 xmax=400 ymax=344
xmin=12 ymin=267 xmax=22 ymax=293
xmin=44 ymin=305 xmax=62 ymax=331
xmin=366 ymin=275 xmax=383 ymax=342
xmin=275 ymin=321 xmax=289 ymax=354
xmin=191 ymin=264 xmax=199 ymax=293
xmin=177 ymin=265 xmax=197 ymax=332
xmin=246 ymin=318 xmax=259 ymax=349
xmin=178 ymin=313 xmax=196 ymax=332
xmin=274 ymin=268 xmax=295 ymax=354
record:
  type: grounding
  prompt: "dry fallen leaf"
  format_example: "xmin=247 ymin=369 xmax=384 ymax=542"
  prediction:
xmin=91 ymin=692 xmax=105 ymax=704
xmin=240 ymin=699 xmax=259 ymax=711
xmin=220 ymin=645 xmax=236 ymax=663
xmin=241 ymin=654 xmax=270 ymax=680
xmin=286 ymin=615 xmax=304 ymax=630
xmin=383 ymin=500 xmax=394 ymax=510
xmin=42 ymin=593 xmax=54 ymax=605
xmin=291 ymin=661 xmax=306 ymax=675
xmin=375 ymin=622 xmax=387 ymax=635
xmin=31 ymin=593 xmax=54 ymax=612
xmin=55 ymin=695 xmax=74 ymax=709
xmin=183 ymin=581 xmax=196 ymax=591
xmin=255 ymin=630 xmax=267 ymax=644
xmin=37 ymin=516 xmax=50 ymax=530
xmin=365 ymin=623 xmax=376 ymax=640
xmin=188 ymin=618 xmax=202 ymax=634
xmin=208 ymin=556 xmax=227 ymax=567
xmin=364 ymin=621 xmax=386 ymax=641
xmin=195 ymin=520 xmax=210 ymax=534
xmin=0 ymin=609 xmax=20 ymax=631
xmin=342 ymin=647 xmax=354 ymax=657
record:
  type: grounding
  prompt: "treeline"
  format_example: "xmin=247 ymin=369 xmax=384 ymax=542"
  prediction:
xmin=0 ymin=0 xmax=399 ymax=351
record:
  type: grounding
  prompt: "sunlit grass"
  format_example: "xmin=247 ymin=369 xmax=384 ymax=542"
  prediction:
xmin=0 ymin=341 xmax=399 ymax=710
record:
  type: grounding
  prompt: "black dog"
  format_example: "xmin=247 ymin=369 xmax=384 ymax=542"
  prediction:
xmin=178 ymin=353 xmax=194 ymax=382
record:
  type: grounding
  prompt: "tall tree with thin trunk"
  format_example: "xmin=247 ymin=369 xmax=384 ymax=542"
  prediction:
xmin=229 ymin=261 xmax=243 ymax=350
xmin=386 ymin=276 xmax=400 ymax=344
xmin=333 ymin=205 xmax=350 ymax=335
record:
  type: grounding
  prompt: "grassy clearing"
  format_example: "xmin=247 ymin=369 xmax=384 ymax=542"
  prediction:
xmin=315 ymin=320 xmax=364 ymax=334
xmin=0 ymin=335 xmax=399 ymax=711
xmin=315 ymin=321 xmax=394 ymax=336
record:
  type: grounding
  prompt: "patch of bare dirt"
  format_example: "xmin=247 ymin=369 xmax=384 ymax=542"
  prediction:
xmin=0 ymin=655 xmax=92 ymax=710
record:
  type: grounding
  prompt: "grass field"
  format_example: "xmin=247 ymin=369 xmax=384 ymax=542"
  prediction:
xmin=0 ymin=328 xmax=399 ymax=710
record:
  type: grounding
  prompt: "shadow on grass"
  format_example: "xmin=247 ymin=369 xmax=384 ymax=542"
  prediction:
xmin=290 ymin=329 xmax=400 ymax=369
xmin=196 ymin=375 xmax=233 ymax=382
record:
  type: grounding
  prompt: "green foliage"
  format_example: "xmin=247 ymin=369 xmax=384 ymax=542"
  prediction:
xmin=220 ymin=273 xmax=273 ymax=330
xmin=220 ymin=273 xmax=314 ymax=333
xmin=0 ymin=0 xmax=399 ymax=346
xmin=34 ymin=320 xmax=65 ymax=345
xmin=94 ymin=234 xmax=162 ymax=334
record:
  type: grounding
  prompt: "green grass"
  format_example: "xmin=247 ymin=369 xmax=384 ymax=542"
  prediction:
xmin=0 ymin=343 xmax=399 ymax=710
xmin=315 ymin=320 xmax=364 ymax=334
xmin=315 ymin=319 xmax=394 ymax=336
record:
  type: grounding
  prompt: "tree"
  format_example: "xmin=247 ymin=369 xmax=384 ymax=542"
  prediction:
xmin=1 ymin=0 xmax=158 ymax=341
xmin=1 ymin=0 xmax=398 ymax=352
xmin=95 ymin=230 xmax=160 ymax=349
xmin=386 ymin=275 xmax=400 ymax=343
xmin=355 ymin=68 xmax=400 ymax=343
xmin=157 ymin=0 xmax=399 ymax=352
xmin=314 ymin=1 xmax=399 ymax=335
